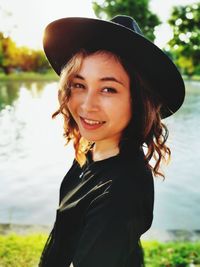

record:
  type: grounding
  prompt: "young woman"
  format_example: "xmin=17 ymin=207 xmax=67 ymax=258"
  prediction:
xmin=39 ymin=15 xmax=185 ymax=267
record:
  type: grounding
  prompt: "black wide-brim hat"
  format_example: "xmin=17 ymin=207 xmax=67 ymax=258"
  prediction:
xmin=43 ymin=15 xmax=185 ymax=119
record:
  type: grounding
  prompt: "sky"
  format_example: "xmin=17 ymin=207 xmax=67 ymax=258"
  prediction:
xmin=0 ymin=0 xmax=197 ymax=49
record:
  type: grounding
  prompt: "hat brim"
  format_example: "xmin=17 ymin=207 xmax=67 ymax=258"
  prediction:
xmin=43 ymin=17 xmax=185 ymax=119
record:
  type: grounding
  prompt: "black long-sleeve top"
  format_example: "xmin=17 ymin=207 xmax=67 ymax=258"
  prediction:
xmin=39 ymin=148 xmax=154 ymax=267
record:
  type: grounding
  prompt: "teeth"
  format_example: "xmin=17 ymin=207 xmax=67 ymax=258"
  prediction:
xmin=83 ymin=118 xmax=104 ymax=125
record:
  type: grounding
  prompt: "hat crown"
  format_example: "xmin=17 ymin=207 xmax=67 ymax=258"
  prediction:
xmin=111 ymin=15 xmax=143 ymax=35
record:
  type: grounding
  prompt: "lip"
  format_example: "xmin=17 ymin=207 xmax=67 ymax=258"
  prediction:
xmin=80 ymin=116 xmax=106 ymax=130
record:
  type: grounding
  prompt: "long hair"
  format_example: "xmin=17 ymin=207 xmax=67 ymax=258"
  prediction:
xmin=52 ymin=49 xmax=170 ymax=177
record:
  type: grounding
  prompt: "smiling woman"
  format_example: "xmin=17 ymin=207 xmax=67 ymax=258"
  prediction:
xmin=65 ymin=51 xmax=132 ymax=162
xmin=39 ymin=15 xmax=185 ymax=267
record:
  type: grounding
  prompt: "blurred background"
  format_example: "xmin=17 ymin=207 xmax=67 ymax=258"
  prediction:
xmin=0 ymin=0 xmax=200 ymax=234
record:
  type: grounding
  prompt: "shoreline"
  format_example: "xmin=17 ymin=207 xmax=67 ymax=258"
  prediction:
xmin=1 ymin=223 xmax=200 ymax=242
xmin=0 ymin=72 xmax=199 ymax=82
xmin=0 ymin=71 xmax=59 ymax=82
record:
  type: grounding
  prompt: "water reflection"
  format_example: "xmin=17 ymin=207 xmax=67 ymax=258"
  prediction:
xmin=0 ymin=81 xmax=74 ymax=225
xmin=0 ymin=80 xmax=200 ymax=230
xmin=0 ymin=81 xmax=51 ymax=110
xmin=0 ymin=82 xmax=20 ymax=110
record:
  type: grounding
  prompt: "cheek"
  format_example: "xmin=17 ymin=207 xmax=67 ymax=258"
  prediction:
xmin=122 ymin=102 xmax=132 ymax=126
xmin=115 ymin=98 xmax=132 ymax=122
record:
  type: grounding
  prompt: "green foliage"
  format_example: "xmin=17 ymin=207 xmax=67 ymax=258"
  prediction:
xmin=92 ymin=0 xmax=161 ymax=41
xmin=16 ymin=47 xmax=50 ymax=72
xmin=0 ymin=233 xmax=47 ymax=267
xmin=167 ymin=2 xmax=200 ymax=76
xmin=0 ymin=32 xmax=50 ymax=74
xmin=143 ymin=241 xmax=200 ymax=266
xmin=0 ymin=32 xmax=18 ymax=74
xmin=0 ymin=234 xmax=200 ymax=267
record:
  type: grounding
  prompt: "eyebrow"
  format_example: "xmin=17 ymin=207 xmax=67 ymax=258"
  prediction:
xmin=74 ymin=74 xmax=125 ymax=86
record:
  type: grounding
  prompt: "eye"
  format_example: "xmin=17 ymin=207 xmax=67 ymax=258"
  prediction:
xmin=102 ymin=87 xmax=117 ymax=94
xmin=70 ymin=82 xmax=85 ymax=90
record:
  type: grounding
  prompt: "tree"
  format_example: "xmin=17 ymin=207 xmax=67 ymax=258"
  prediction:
xmin=167 ymin=2 xmax=200 ymax=76
xmin=16 ymin=47 xmax=49 ymax=72
xmin=0 ymin=32 xmax=50 ymax=74
xmin=32 ymin=50 xmax=51 ymax=73
xmin=0 ymin=32 xmax=18 ymax=74
xmin=92 ymin=0 xmax=161 ymax=41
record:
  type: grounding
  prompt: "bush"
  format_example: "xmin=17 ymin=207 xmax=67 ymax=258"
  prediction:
xmin=143 ymin=241 xmax=200 ymax=266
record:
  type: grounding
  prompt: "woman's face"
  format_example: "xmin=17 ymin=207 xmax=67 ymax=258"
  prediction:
xmin=67 ymin=52 xmax=132 ymax=144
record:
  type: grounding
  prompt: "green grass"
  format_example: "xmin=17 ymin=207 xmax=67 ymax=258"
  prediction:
xmin=0 ymin=234 xmax=200 ymax=267
xmin=143 ymin=241 xmax=200 ymax=266
xmin=182 ymin=74 xmax=200 ymax=81
xmin=0 ymin=233 xmax=47 ymax=267
xmin=0 ymin=70 xmax=59 ymax=82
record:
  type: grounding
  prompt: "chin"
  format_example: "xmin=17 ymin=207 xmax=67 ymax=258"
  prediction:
xmin=82 ymin=136 xmax=101 ymax=142
xmin=79 ymin=132 xmax=104 ymax=142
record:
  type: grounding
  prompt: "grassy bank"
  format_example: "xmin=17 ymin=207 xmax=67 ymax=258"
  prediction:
xmin=0 ymin=234 xmax=47 ymax=267
xmin=0 ymin=234 xmax=200 ymax=267
xmin=0 ymin=71 xmax=200 ymax=82
xmin=183 ymin=74 xmax=200 ymax=81
xmin=0 ymin=71 xmax=59 ymax=82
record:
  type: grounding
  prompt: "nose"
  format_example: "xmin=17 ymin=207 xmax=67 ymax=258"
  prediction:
xmin=80 ymin=90 xmax=99 ymax=112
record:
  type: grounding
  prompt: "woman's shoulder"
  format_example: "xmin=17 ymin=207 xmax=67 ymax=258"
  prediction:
xmin=109 ymin=149 xmax=154 ymax=202
xmin=116 ymin=149 xmax=153 ymax=183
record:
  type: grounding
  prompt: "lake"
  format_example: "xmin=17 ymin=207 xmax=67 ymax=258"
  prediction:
xmin=0 ymin=80 xmax=200 ymax=230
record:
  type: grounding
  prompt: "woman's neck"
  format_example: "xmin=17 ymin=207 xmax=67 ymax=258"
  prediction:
xmin=91 ymin=139 xmax=120 ymax=161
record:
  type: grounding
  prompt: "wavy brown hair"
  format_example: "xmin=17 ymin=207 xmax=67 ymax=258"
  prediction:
xmin=52 ymin=49 xmax=171 ymax=178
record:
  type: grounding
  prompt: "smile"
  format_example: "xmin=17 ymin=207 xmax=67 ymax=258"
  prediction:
xmin=82 ymin=117 xmax=105 ymax=125
xmin=80 ymin=116 xmax=106 ymax=130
